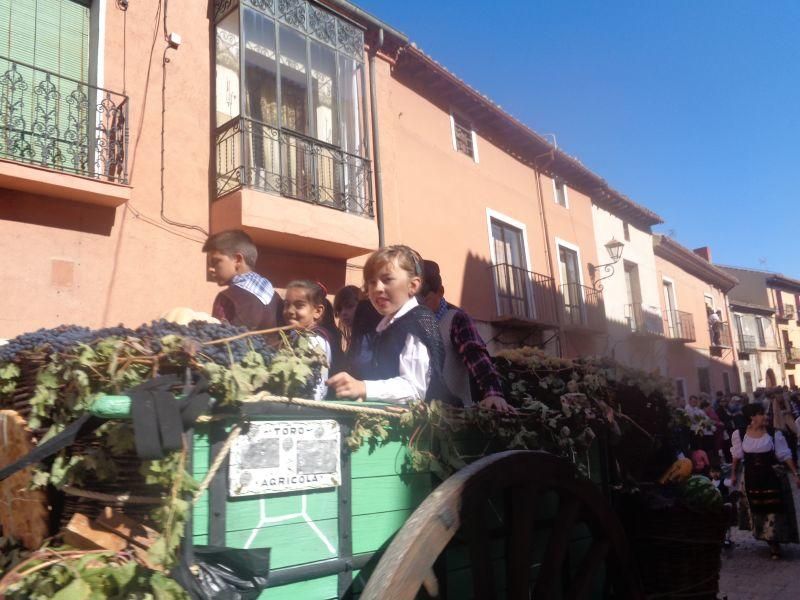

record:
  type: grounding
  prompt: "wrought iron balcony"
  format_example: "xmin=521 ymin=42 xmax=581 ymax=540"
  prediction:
xmin=489 ymin=263 xmax=558 ymax=326
xmin=0 ymin=56 xmax=128 ymax=183
xmin=738 ymin=334 xmax=757 ymax=354
xmin=561 ymin=283 xmax=605 ymax=331
xmin=709 ymin=321 xmax=732 ymax=348
xmin=786 ymin=347 xmax=800 ymax=363
xmin=664 ymin=309 xmax=696 ymax=342
xmin=778 ymin=304 xmax=796 ymax=321
xmin=215 ymin=117 xmax=373 ymax=217
xmin=625 ymin=303 xmax=665 ymax=337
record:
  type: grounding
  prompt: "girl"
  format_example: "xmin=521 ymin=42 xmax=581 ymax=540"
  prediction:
xmin=283 ymin=280 xmax=334 ymax=400
xmin=730 ymin=403 xmax=800 ymax=559
xmin=333 ymin=285 xmax=361 ymax=351
xmin=327 ymin=245 xmax=446 ymax=404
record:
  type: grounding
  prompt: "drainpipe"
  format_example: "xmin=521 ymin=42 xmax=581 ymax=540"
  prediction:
xmin=533 ymin=151 xmax=564 ymax=356
xmin=369 ymin=28 xmax=386 ymax=247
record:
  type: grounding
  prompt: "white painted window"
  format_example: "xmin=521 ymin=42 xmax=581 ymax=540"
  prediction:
xmin=553 ymin=177 xmax=569 ymax=208
xmin=486 ymin=209 xmax=532 ymax=319
xmin=450 ymin=112 xmax=479 ymax=162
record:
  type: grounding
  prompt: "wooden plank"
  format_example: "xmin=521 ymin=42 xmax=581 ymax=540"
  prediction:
xmin=352 ymin=473 xmax=430 ymax=516
xmin=260 ymin=575 xmax=338 ymax=600
xmin=226 ymin=517 xmax=340 ymax=569
xmin=352 ymin=509 xmax=414 ymax=556
xmin=350 ymin=440 xmax=412 ymax=478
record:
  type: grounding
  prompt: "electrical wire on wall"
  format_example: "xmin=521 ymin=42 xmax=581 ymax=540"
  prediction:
xmin=159 ymin=0 xmax=209 ymax=236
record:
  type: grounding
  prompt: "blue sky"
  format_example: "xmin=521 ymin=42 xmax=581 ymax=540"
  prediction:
xmin=355 ymin=1 xmax=800 ymax=277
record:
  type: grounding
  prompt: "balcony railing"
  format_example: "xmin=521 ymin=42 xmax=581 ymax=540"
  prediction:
xmin=0 ymin=56 xmax=128 ymax=183
xmin=215 ymin=117 xmax=373 ymax=217
xmin=561 ymin=283 xmax=604 ymax=331
xmin=787 ymin=347 xmax=800 ymax=363
xmin=710 ymin=321 xmax=733 ymax=348
xmin=738 ymin=334 xmax=757 ymax=354
xmin=778 ymin=304 xmax=796 ymax=320
xmin=664 ymin=309 xmax=696 ymax=342
xmin=489 ymin=263 xmax=558 ymax=326
xmin=625 ymin=303 xmax=664 ymax=336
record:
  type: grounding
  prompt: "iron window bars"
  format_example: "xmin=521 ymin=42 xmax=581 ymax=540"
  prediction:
xmin=0 ymin=56 xmax=128 ymax=183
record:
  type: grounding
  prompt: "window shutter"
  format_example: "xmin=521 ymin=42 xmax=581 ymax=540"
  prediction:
xmin=0 ymin=0 xmax=89 ymax=80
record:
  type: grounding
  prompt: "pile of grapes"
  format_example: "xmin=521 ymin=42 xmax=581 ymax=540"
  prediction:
xmin=0 ymin=320 xmax=276 ymax=366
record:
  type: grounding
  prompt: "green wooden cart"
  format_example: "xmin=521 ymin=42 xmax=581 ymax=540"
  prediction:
xmin=186 ymin=400 xmax=641 ymax=600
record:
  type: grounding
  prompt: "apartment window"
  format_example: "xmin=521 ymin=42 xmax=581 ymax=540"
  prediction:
xmin=623 ymin=222 xmax=631 ymax=242
xmin=675 ymin=378 xmax=686 ymax=402
xmin=0 ymin=1 xmax=125 ymax=181
xmin=722 ymin=372 xmax=731 ymax=394
xmin=451 ymin=113 xmax=477 ymax=160
xmin=554 ymin=178 xmax=568 ymax=207
xmin=214 ymin=0 xmax=371 ymax=214
xmin=698 ymin=367 xmax=711 ymax=394
xmin=790 ymin=374 xmax=796 ymax=389
xmin=756 ymin=317 xmax=767 ymax=347
xmin=743 ymin=372 xmax=754 ymax=394
xmin=489 ymin=214 xmax=531 ymax=319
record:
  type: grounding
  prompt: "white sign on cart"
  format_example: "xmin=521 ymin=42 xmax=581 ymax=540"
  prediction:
xmin=228 ymin=419 xmax=341 ymax=497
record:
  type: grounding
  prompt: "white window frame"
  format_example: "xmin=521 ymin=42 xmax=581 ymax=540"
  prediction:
xmin=555 ymin=237 xmax=586 ymax=323
xmin=449 ymin=111 xmax=479 ymax=163
xmin=554 ymin=237 xmax=586 ymax=288
xmin=704 ymin=293 xmax=715 ymax=311
xmin=486 ymin=208 xmax=533 ymax=317
xmin=662 ymin=276 xmax=678 ymax=309
xmin=675 ymin=377 xmax=687 ymax=402
xmin=552 ymin=177 xmax=569 ymax=208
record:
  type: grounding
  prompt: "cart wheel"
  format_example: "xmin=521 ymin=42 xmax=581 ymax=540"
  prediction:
xmin=361 ymin=450 xmax=641 ymax=600
xmin=0 ymin=410 xmax=50 ymax=550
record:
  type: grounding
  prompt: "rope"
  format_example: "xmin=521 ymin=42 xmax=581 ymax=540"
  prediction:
xmin=61 ymin=485 xmax=164 ymax=505
xmin=239 ymin=392 xmax=409 ymax=419
xmin=193 ymin=424 xmax=241 ymax=504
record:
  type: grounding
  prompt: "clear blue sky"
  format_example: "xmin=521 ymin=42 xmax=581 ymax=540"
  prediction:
xmin=355 ymin=0 xmax=800 ymax=277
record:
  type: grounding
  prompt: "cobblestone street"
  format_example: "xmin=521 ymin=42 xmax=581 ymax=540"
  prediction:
xmin=718 ymin=528 xmax=800 ymax=599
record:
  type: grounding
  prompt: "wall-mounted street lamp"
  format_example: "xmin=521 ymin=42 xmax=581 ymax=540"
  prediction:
xmin=589 ymin=238 xmax=625 ymax=291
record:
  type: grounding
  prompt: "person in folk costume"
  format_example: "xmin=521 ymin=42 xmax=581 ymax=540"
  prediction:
xmin=730 ymin=403 xmax=800 ymax=559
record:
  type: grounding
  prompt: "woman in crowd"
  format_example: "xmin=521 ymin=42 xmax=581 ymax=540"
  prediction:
xmin=730 ymin=403 xmax=800 ymax=559
xmin=333 ymin=285 xmax=361 ymax=351
xmin=327 ymin=245 xmax=446 ymax=404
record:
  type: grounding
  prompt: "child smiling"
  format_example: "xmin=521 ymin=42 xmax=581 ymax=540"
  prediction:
xmin=327 ymin=246 xmax=446 ymax=404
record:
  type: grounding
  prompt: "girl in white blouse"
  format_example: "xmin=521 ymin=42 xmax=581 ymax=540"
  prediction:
xmin=730 ymin=403 xmax=800 ymax=559
xmin=327 ymin=246 xmax=446 ymax=404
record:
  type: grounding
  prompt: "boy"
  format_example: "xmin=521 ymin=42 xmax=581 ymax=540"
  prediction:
xmin=418 ymin=259 xmax=513 ymax=412
xmin=202 ymin=230 xmax=283 ymax=331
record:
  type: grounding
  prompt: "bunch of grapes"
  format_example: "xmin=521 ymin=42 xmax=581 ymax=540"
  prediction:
xmin=0 ymin=325 xmax=137 ymax=362
xmin=133 ymin=320 xmax=277 ymax=366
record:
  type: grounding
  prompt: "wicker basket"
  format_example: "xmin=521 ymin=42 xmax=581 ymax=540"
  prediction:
xmin=629 ymin=500 xmax=729 ymax=599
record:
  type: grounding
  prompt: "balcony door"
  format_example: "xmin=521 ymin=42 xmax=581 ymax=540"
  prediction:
xmin=559 ymin=245 xmax=582 ymax=325
xmin=0 ymin=0 xmax=92 ymax=170
xmin=490 ymin=218 xmax=531 ymax=319
xmin=624 ymin=261 xmax=642 ymax=331
xmin=663 ymin=279 xmax=678 ymax=337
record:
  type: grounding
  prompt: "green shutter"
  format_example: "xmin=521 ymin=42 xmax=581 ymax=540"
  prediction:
xmin=0 ymin=0 xmax=89 ymax=81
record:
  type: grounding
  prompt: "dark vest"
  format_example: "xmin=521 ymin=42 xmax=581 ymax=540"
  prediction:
xmin=213 ymin=286 xmax=283 ymax=331
xmin=366 ymin=305 xmax=451 ymax=404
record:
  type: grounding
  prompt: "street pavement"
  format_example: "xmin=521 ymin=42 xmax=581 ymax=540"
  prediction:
xmin=718 ymin=528 xmax=800 ymax=599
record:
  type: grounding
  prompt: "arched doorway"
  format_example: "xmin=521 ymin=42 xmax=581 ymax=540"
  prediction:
xmin=766 ymin=368 xmax=777 ymax=388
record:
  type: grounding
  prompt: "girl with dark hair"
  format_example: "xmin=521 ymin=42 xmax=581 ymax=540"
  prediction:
xmin=327 ymin=245 xmax=446 ymax=404
xmin=333 ymin=285 xmax=361 ymax=351
xmin=283 ymin=280 xmax=340 ymax=399
xmin=730 ymin=402 xmax=800 ymax=559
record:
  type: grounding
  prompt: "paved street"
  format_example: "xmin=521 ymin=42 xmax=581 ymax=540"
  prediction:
xmin=718 ymin=528 xmax=800 ymax=599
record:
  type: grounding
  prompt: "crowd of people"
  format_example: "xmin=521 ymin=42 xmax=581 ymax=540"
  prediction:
xmin=201 ymin=229 xmax=513 ymax=412
xmin=683 ymin=388 xmax=800 ymax=560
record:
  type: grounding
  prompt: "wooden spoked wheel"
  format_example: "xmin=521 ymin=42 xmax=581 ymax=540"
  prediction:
xmin=361 ymin=450 xmax=641 ymax=600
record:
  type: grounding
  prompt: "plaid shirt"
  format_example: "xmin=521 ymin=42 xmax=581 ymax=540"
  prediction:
xmin=231 ymin=271 xmax=274 ymax=305
xmin=436 ymin=298 xmax=504 ymax=400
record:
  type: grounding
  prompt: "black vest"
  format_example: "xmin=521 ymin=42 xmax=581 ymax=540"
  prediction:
xmin=363 ymin=305 xmax=450 ymax=404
